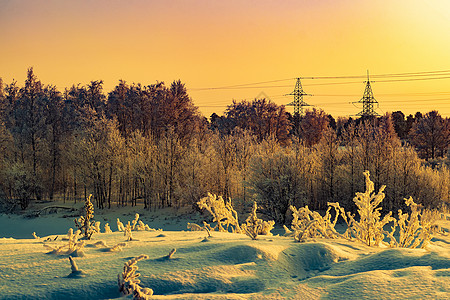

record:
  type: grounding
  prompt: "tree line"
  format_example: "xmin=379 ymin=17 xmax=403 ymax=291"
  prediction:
xmin=0 ymin=68 xmax=449 ymax=222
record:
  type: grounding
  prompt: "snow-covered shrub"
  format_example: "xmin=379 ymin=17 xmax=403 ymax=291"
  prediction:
xmin=99 ymin=242 xmax=127 ymax=252
xmin=124 ymin=222 xmax=134 ymax=241
xmin=104 ymin=223 xmax=112 ymax=233
xmin=93 ymin=221 xmax=101 ymax=233
xmin=241 ymin=202 xmax=275 ymax=240
xmin=187 ymin=222 xmax=212 ymax=237
xmin=197 ymin=193 xmax=241 ymax=233
xmin=74 ymin=194 xmax=96 ymax=240
xmin=131 ymin=213 xmax=139 ymax=230
xmin=187 ymin=222 xmax=204 ymax=231
xmin=118 ymin=254 xmax=153 ymax=299
xmin=44 ymin=228 xmax=85 ymax=256
xmin=108 ymin=242 xmax=127 ymax=252
xmin=89 ymin=240 xmax=108 ymax=248
xmin=344 ymin=171 xmax=395 ymax=246
xmin=117 ymin=215 xmax=153 ymax=233
xmin=67 ymin=256 xmax=87 ymax=278
xmin=67 ymin=229 xmax=81 ymax=252
xmin=137 ymin=220 xmax=151 ymax=231
xmin=388 ymin=197 xmax=439 ymax=248
xmin=196 ymin=194 xmax=274 ymax=239
xmin=288 ymin=203 xmax=342 ymax=242
xmin=117 ymin=218 xmax=125 ymax=232
xmin=165 ymin=248 xmax=176 ymax=259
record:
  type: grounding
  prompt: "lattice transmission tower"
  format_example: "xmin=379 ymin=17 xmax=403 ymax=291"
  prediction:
xmin=353 ymin=71 xmax=379 ymax=118
xmin=286 ymin=78 xmax=311 ymax=116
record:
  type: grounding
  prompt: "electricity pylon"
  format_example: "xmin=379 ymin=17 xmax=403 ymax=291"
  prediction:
xmin=286 ymin=78 xmax=311 ymax=116
xmin=354 ymin=71 xmax=379 ymax=118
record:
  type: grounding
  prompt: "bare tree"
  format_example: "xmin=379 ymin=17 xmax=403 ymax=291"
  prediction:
xmin=225 ymin=98 xmax=291 ymax=145
xmin=409 ymin=111 xmax=450 ymax=160
xmin=298 ymin=108 xmax=329 ymax=147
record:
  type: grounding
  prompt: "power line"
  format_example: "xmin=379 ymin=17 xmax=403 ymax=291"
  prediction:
xmin=189 ymin=78 xmax=295 ymax=91
xmin=190 ymin=76 xmax=450 ymax=90
xmin=196 ymin=97 xmax=450 ymax=109
xmin=189 ymin=69 xmax=450 ymax=91
xmin=301 ymin=92 xmax=450 ymax=97
xmin=301 ymin=69 xmax=450 ymax=80
xmin=373 ymin=75 xmax=450 ymax=83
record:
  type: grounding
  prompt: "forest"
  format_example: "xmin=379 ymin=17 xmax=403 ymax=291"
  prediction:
xmin=0 ymin=68 xmax=449 ymax=223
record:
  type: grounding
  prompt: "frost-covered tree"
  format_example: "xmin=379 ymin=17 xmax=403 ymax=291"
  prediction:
xmin=247 ymin=150 xmax=302 ymax=223
xmin=74 ymin=194 xmax=95 ymax=240
xmin=224 ymin=98 xmax=291 ymax=145
xmin=409 ymin=110 xmax=450 ymax=159
xmin=298 ymin=108 xmax=329 ymax=147
xmin=316 ymin=126 xmax=341 ymax=208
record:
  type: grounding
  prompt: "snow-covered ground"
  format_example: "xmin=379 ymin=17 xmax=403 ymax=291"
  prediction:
xmin=0 ymin=204 xmax=449 ymax=299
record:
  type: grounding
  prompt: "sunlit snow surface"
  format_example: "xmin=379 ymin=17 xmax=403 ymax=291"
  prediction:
xmin=0 ymin=210 xmax=449 ymax=299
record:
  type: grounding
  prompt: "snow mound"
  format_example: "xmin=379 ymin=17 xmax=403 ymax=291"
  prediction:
xmin=208 ymin=244 xmax=265 ymax=264
xmin=306 ymin=266 xmax=449 ymax=299
xmin=276 ymin=242 xmax=354 ymax=280
xmin=323 ymin=247 xmax=450 ymax=276
xmin=143 ymin=264 xmax=263 ymax=295
xmin=302 ymin=243 xmax=450 ymax=299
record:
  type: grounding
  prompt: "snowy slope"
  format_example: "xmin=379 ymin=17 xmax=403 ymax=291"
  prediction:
xmin=0 ymin=211 xmax=449 ymax=299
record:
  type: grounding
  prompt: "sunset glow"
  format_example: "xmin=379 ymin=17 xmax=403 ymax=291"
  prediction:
xmin=1 ymin=0 xmax=449 ymax=118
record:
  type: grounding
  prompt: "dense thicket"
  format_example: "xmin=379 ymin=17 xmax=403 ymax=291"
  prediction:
xmin=0 ymin=69 xmax=449 ymax=221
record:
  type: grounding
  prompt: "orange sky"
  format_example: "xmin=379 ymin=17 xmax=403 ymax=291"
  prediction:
xmin=1 ymin=0 xmax=449 ymax=118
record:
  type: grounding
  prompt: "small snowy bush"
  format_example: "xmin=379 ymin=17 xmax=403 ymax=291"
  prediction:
xmin=165 ymin=248 xmax=176 ymax=259
xmin=196 ymin=194 xmax=274 ymax=238
xmin=345 ymin=171 xmax=395 ymax=246
xmin=187 ymin=222 xmax=204 ymax=231
xmin=118 ymin=254 xmax=153 ymax=299
xmin=104 ymin=223 xmax=112 ymax=233
xmin=288 ymin=204 xmax=342 ymax=242
xmin=108 ymin=242 xmax=127 ymax=252
xmin=67 ymin=256 xmax=88 ymax=278
xmin=388 ymin=197 xmax=439 ymax=248
xmin=44 ymin=228 xmax=85 ymax=256
xmin=124 ymin=222 xmax=134 ymax=241
xmin=187 ymin=222 xmax=211 ymax=237
xmin=117 ymin=218 xmax=125 ymax=232
xmin=197 ymin=193 xmax=241 ymax=233
xmin=241 ymin=202 xmax=275 ymax=240
xmin=131 ymin=213 xmax=139 ymax=230
xmin=116 ymin=214 xmax=154 ymax=233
